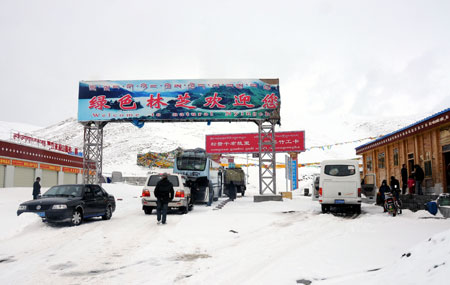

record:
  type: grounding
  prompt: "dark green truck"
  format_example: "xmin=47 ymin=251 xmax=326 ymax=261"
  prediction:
xmin=223 ymin=168 xmax=246 ymax=197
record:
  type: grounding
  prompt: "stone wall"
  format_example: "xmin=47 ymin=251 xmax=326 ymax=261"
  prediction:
xmin=123 ymin=176 xmax=147 ymax=186
xmin=399 ymin=194 xmax=439 ymax=212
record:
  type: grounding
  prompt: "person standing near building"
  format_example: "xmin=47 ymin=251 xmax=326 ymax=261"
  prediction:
xmin=32 ymin=177 xmax=41 ymax=200
xmin=154 ymin=173 xmax=174 ymax=225
xmin=413 ymin=165 xmax=425 ymax=195
xmin=379 ymin=180 xmax=390 ymax=211
xmin=401 ymin=164 xmax=408 ymax=195
xmin=390 ymin=176 xmax=400 ymax=201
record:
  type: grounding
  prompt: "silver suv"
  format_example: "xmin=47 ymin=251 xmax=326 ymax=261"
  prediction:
xmin=141 ymin=173 xmax=193 ymax=214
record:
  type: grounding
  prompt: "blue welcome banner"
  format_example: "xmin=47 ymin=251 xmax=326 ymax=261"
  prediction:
xmin=78 ymin=79 xmax=280 ymax=122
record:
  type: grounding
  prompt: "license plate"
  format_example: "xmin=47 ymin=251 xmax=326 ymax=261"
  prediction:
xmin=335 ymin=200 xmax=345 ymax=204
xmin=37 ymin=212 xmax=45 ymax=217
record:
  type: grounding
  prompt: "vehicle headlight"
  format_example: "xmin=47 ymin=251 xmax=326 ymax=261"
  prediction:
xmin=52 ymin=204 xmax=67 ymax=210
xmin=18 ymin=205 xmax=27 ymax=210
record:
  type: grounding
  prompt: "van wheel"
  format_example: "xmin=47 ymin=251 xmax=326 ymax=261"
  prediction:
xmin=321 ymin=204 xmax=329 ymax=213
xmin=355 ymin=205 xmax=361 ymax=215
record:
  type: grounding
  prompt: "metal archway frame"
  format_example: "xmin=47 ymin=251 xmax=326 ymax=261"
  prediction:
xmin=82 ymin=119 xmax=278 ymax=195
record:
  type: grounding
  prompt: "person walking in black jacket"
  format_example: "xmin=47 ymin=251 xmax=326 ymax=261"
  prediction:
xmin=228 ymin=181 xmax=237 ymax=201
xmin=401 ymin=164 xmax=408 ymax=195
xmin=154 ymin=173 xmax=174 ymax=224
xmin=32 ymin=177 xmax=41 ymax=200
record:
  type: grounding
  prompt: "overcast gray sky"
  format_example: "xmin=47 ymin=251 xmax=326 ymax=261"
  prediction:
xmin=1 ymin=0 xmax=449 ymax=128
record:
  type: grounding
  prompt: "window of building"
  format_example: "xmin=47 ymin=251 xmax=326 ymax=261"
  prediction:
xmin=378 ymin=152 xmax=385 ymax=169
xmin=424 ymin=160 xmax=432 ymax=177
xmin=366 ymin=155 xmax=372 ymax=171
xmin=393 ymin=148 xmax=399 ymax=166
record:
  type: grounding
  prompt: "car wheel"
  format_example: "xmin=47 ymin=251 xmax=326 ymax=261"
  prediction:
xmin=242 ymin=190 xmax=245 ymax=197
xmin=70 ymin=209 xmax=83 ymax=226
xmin=144 ymin=206 xmax=153 ymax=215
xmin=179 ymin=206 xmax=188 ymax=214
xmin=102 ymin=205 xmax=112 ymax=220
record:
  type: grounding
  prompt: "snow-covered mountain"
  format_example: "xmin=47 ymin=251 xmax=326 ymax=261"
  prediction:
xmin=0 ymin=112 xmax=430 ymax=176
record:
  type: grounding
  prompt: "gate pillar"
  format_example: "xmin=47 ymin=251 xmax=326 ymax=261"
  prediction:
xmin=82 ymin=122 xmax=107 ymax=184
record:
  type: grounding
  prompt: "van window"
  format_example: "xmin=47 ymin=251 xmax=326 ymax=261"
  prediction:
xmin=147 ymin=175 xmax=179 ymax=187
xmin=324 ymin=165 xmax=356 ymax=177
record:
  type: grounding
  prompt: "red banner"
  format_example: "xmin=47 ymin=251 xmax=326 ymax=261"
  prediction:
xmin=40 ymin=164 xmax=61 ymax=171
xmin=206 ymin=131 xmax=305 ymax=154
xmin=62 ymin=167 xmax=81 ymax=174
xmin=12 ymin=160 xmax=38 ymax=168
xmin=0 ymin=158 xmax=11 ymax=165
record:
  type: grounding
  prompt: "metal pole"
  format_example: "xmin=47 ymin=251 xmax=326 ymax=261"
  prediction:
xmin=246 ymin=153 xmax=249 ymax=186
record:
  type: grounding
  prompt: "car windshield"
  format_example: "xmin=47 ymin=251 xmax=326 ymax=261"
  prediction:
xmin=43 ymin=185 xmax=83 ymax=197
xmin=147 ymin=175 xmax=179 ymax=187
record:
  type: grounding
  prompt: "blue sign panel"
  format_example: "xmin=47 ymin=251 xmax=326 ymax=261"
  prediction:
xmin=291 ymin=159 xmax=298 ymax=190
xmin=78 ymin=79 xmax=280 ymax=122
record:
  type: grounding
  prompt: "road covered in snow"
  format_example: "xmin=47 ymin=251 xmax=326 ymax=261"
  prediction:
xmin=1 ymin=180 xmax=450 ymax=285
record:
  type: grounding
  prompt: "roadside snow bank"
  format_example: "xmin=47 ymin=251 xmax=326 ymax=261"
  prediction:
xmin=316 ymin=228 xmax=450 ymax=284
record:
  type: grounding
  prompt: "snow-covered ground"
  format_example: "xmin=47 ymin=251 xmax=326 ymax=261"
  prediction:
xmin=1 ymin=165 xmax=449 ymax=285
xmin=1 ymin=113 xmax=449 ymax=284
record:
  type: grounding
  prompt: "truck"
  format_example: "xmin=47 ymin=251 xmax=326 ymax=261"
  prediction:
xmin=223 ymin=167 xmax=246 ymax=197
xmin=173 ymin=148 xmax=223 ymax=204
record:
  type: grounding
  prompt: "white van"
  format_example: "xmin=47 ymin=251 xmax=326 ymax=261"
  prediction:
xmin=319 ymin=160 xmax=361 ymax=214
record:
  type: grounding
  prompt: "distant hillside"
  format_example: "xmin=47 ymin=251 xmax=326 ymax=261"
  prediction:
xmin=0 ymin=112 xmax=433 ymax=176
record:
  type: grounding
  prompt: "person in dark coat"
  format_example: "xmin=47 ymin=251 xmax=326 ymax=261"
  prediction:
xmin=413 ymin=165 xmax=424 ymax=195
xmin=401 ymin=164 xmax=408 ymax=195
xmin=390 ymin=176 xmax=400 ymax=201
xmin=32 ymin=177 xmax=41 ymax=200
xmin=379 ymin=179 xmax=390 ymax=212
xmin=154 ymin=173 xmax=174 ymax=224
xmin=228 ymin=181 xmax=237 ymax=201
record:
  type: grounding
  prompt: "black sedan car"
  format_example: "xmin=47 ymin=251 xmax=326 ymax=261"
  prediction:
xmin=17 ymin=184 xmax=116 ymax=226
